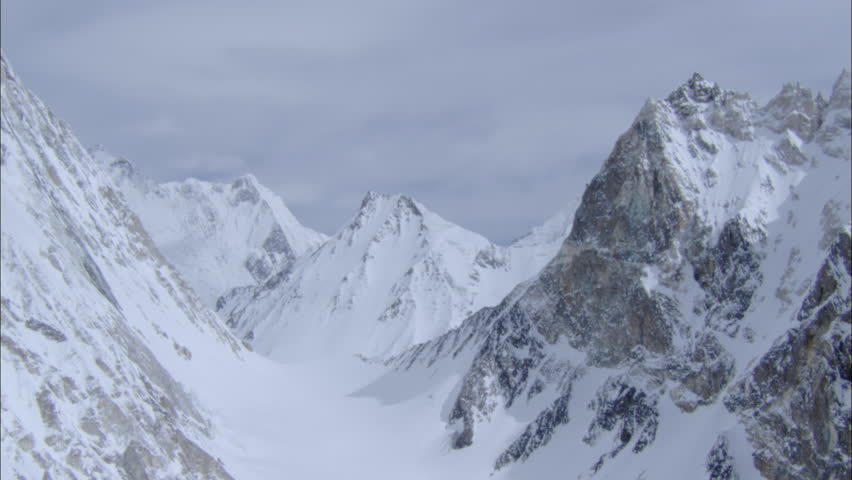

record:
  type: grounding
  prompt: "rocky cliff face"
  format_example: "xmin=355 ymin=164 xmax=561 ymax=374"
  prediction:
xmin=90 ymin=148 xmax=327 ymax=306
xmin=1 ymin=52 xmax=242 ymax=480
xmin=724 ymin=230 xmax=851 ymax=479
xmin=383 ymin=71 xmax=851 ymax=479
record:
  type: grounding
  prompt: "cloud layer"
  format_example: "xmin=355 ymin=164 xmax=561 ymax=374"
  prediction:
xmin=2 ymin=0 xmax=849 ymax=242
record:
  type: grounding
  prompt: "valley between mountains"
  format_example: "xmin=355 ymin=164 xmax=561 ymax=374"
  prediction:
xmin=1 ymin=48 xmax=850 ymax=479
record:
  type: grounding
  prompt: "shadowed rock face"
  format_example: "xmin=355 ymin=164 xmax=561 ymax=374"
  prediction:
xmin=723 ymin=232 xmax=851 ymax=480
xmin=693 ymin=216 xmax=765 ymax=335
xmin=494 ymin=385 xmax=574 ymax=470
xmin=535 ymin=247 xmax=675 ymax=365
xmin=707 ymin=435 xmax=740 ymax=480
xmin=584 ymin=377 xmax=659 ymax=472
xmin=569 ymin=107 xmax=693 ymax=264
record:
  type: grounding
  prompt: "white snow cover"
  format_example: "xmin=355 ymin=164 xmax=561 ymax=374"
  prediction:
xmin=1 ymin=50 xmax=245 ymax=479
xmin=221 ymin=191 xmax=574 ymax=360
xmin=3 ymin=44 xmax=850 ymax=480
xmin=90 ymin=147 xmax=326 ymax=306
xmin=0 ymin=49 xmax=525 ymax=480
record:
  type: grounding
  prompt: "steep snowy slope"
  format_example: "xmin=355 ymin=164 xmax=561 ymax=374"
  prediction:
xmin=374 ymin=71 xmax=851 ymax=479
xmin=219 ymin=192 xmax=573 ymax=360
xmin=90 ymin=147 xmax=326 ymax=306
xmin=0 ymin=51 xmax=250 ymax=479
xmin=0 ymin=50 xmax=539 ymax=480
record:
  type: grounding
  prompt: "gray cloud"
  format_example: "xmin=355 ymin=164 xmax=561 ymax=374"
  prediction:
xmin=2 ymin=0 xmax=849 ymax=242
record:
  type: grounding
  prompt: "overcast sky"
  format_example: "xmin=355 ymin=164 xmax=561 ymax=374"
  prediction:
xmin=2 ymin=1 xmax=850 ymax=243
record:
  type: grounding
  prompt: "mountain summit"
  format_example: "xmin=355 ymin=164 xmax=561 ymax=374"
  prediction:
xmin=378 ymin=71 xmax=851 ymax=478
xmin=218 ymin=190 xmax=571 ymax=360
xmin=91 ymin=148 xmax=327 ymax=306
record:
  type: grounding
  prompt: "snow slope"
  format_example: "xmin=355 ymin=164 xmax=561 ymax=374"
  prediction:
xmin=0 ymin=50 xmax=245 ymax=479
xmin=0 ymin=48 xmax=509 ymax=480
xmin=219 ymin=191 xmax=574 ymax=361
xmin=91 ymin=147 xmax=326 ymax=306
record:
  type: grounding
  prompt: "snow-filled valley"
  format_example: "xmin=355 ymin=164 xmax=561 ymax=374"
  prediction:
xmin=2 ymin=46 xmax=850 ymax=480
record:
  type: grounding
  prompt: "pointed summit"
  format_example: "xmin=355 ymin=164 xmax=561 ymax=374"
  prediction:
xmin=759 ymin=80 xmax=820 ymax=139
xmin=394 ymin=194 xmax=423 ymax=217
xmin=828 ymin=68 xmax=851 ymax=109
xmin=667 ymin=72 xmax=723 ymax=106
xmin=359 ymin=190 xmax=384 ymax=210
xmin=1 ymin=48 xmax=16 ymax=81
xmin=356 ymin=191 xmax=423 ymax=219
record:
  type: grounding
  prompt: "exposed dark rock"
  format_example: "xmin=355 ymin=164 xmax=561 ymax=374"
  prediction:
xmin=671 ymin=333 xmax=735 ymax=412
xmin=447 ymin=300 xmax=547 ymax=449
xmin=495 ymin=384 xmax=573 ymax=470
xmin=534 ymin=248 xmax=676 ymax=366
xmin=25 ymin=318 xmax=67 ymax=342
xmin=230 ymin=176 xmax=260 ymax=204
xmin=692 ymin=216 xmax=764 ymax=335
xmin=583 ymin=376 xmax=659 ymax=472
xmin=120 ymin=441 xmax=154 ymax=480
xmin=568 ymin=110 xmax=691 ymax=264
xmin=706 ymin=435 xmax=739 ymax=480
xmin=83 ymin=253 xmax=119 ymax=308
xmin=724 ymin=231 xmax=851 ymax=480
xmin=244 ymin=253 xmax=273 ymax=283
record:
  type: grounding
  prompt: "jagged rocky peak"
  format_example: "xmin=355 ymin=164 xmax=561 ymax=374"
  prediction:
xmin=667 ymin=72 xmax=723 ymax=105
xmin=815 ymin=68 xmax=852 ymax=158
xmin=229 ymin=173 xmax=261 ymax=204
xmin=381 ymin=68 xmax=850 ymax=477
xmin=759 ymin=81 xmax=823 ymax=139
xmin=567 ymin=100 xmax=695 ymax=263
xmin=830 ymin=67 xmax=851 ymax=109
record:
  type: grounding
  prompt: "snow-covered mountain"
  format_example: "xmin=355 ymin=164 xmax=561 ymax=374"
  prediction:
xmin=218 ymin=191 xmax=574 ymax=360
xmin=4 ymin=41 xmax=850 ymax=480
xmin=90 ymin=147 xmax=326 ymax=306
xmin=373 ymin=71 xmax=851 ymax=479
xmin=0 ymin=51 xmax=246 ymax=479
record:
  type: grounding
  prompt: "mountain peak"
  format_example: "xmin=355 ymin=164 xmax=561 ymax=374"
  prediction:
xmin=829 ymin=68 xmax=851 ymax=109
xmin=359 ymin=190 xmax=384 ymax=210
xmin=1 ymin=49 xmax=16 ymax=81
xmin=357 ymin=190 xmax=423 ymax=218
xmin=87 ymin=145 xmax=140 ymax=182
xmin=230 ymin=174 xmax=261 ymax=204
xmin=759 ymin=80 xmax=821 ymax=139
xmin=394 ymin=194 xmax=423 ymax=217
xmin=668 ymin=72 xmax=723 ymax=105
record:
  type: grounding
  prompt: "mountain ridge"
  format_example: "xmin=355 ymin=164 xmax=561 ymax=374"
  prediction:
xmin=374 ymin=71 xmax=851 ymax=478
xmin=218 ymin=187 xmax=574 ymax=360
xmin=89 ymin=146 xmax=327 ymax=306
